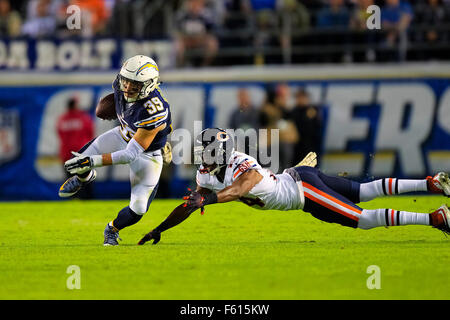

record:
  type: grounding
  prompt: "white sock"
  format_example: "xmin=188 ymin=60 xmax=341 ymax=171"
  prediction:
xmin=360 ymin=178 xmax=428 ymax=202
xmin=358 ymin=208 xmax=430 ymax=230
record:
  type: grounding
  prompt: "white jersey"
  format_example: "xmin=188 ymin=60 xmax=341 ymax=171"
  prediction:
xmin=196 ymin=151 xmax=305 ymax=211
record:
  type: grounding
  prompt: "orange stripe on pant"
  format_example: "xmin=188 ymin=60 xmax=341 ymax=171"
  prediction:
xmin=303 ymin=191 xmax=360 ymax=222
xmin=302 ymin=182 xmax=361 ymax=222
xmin=302 ymin=182 xmax=362 ymax=217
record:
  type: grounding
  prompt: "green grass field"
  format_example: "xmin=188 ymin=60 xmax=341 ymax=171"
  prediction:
xmin=0 ymin=196 xmax=449 ymax=300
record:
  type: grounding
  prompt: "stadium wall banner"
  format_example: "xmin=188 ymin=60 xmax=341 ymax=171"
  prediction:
xmin=0 ymin=38 xmax=173 ymax=70
xmin=0 ymin=65 xmax=449 ymax=200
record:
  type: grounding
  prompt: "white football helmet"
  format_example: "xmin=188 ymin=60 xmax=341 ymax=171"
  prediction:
xmin=118 ymin=55 xmax=160 ymax=102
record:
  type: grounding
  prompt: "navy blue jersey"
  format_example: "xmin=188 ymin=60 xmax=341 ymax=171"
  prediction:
xmin=112 ymin=77 xmax=172 ymax=152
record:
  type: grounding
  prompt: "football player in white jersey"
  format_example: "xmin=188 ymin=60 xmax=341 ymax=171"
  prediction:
xmin=59 ymin=55 xmax=173 ymax=246
xmin=138 ymin=128 xmax=450 ymax=245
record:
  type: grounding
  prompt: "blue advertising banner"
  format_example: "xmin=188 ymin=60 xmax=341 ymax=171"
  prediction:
xmin=0 ymin=73 xmax=449 ymax=200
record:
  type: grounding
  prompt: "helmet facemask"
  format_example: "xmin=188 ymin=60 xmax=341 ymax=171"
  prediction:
xmin=194 ymin=145 xmax=226 ymax=176
xmin=194 ymin=129 xmax=235 ymax=176
xmin=119 ymin=74 xmax=159 ymax=103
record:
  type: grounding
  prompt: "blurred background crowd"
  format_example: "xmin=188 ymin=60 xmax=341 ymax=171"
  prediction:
xmin=228 ymin=84 xmax=323 ymax=171
xmin=1 ymin=0 xmax=448 ymax=201
xmin=0 ymin=0 xmax=449 ymax=66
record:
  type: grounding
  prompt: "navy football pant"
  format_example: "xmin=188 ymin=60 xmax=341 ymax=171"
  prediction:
xmin=294 ymin=166 xmax=362 ymax=228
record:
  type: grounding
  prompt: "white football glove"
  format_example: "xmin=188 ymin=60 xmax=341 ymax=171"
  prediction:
xmin=64 ymin=151 xmax=101 ymax=175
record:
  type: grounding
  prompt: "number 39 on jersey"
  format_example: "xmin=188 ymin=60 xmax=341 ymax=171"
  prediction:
xmin=144 ymin=97 xmax=164 ymax=115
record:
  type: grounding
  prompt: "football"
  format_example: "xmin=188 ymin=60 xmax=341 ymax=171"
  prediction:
xmin=95 ymin=93 xmax=117 ymax=120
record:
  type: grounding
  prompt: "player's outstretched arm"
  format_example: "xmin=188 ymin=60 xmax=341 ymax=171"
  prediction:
xmin=183 ymin=169 xmax=263 ymax=212
xmin=64 ymin=124 xmax=166 ymax=175
xmin=216 ymin=170 xmax=263 ymax=203
xmin=138 ymin=187 xmax=212 ymax=245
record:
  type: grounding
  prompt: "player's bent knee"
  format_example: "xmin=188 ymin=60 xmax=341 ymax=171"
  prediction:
xmin=130 ymin=186 xmax=158 ymax=215
xmin=130 ymin=200 xmax=148 ymax=215
xmin=130 ymin=184 xmax=159 ymax=215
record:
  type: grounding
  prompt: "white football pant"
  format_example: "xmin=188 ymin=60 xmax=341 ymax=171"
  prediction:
xmin=80 ymin=126 xmax=163 ymax=215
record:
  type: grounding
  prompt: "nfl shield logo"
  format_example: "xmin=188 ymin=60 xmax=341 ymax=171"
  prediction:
xmin=0 ymin=109 xmax=21 ymax=165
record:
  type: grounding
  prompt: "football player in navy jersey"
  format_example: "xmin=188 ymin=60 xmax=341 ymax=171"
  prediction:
xmin=59 ymin=55 xmax=173 ymax=246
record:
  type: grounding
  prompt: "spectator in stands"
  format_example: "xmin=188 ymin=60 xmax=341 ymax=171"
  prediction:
xmin=350 ymin=0 xmax=378 ymax=62
xmin=290 ymin=88 xmax=322 ymax=161
xmin=274 ymin=84 xmax=299 ymax=168
xmin=174 ymin=0 xmax=219 ymax=67
xmin=204 ymin=0 xmax=228 ymax=24
xmin=229 ymin=88 xmax=260 ymax=131
xmin=297 ymin=0 xmax=323 ymax=26
xmin=25 ymin=0 xmax=62 ymax=20
xmin=316 ymin=0 xmax=351 ymax=62
xmin=350 ymin=0 xmax=374 ymax=30
xmin=260 ymin=83 xmax=299 ymax=170
xmin=218 ymin=0 xmax=253 ymax=65
xmin=56 ymin=97 xmax=95 ymax=199
xmin=70 ymin=0 xmax=110 ymax=36
xmin=419 ymin=0 xmax=447 ymax=44
xmin=229 ymin=88 xmax=260 ymax=155
xmin=106 ymin=0 xmax=135 ymax=38
xmin=381 ymin=0 xmax=413 ymax=60
xmin=247 ymin=0 xmax=280 ymax=65
xmin=316 ymin=0 xmax=350 ymax=28
xmin=278 ymin=0 xmax=310 ymax=56
xmin=22 ymin=0 xmax=60 ymax=37
xmin=222 ymin=0 xmax=252 ymax=31
xmin=0 ymin=0 xmax=22 ymax=37
xmin=253 ymin=9 xmax=278 ymax=64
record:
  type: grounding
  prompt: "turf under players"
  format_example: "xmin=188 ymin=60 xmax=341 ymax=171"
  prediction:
xmin=59 ymin=55 xmax=172 ymax=246
xmin=138 ymin=128 xmax=450 ymax=245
